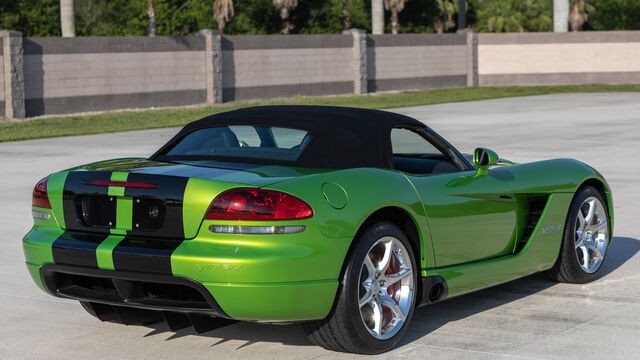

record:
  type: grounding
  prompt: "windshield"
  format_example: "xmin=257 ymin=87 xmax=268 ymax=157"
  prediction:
xmin=164 ymin=126 xmax=312 ymax=162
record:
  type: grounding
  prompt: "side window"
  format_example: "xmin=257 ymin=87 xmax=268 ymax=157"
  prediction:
xmin=271 ymin=127 xmax=309 ymax=149
xmin=228 ymin=126 xmax=261 ymax=147
xmin=391 ymin=128 xmax=458 ymax=175
xmin=391 ymin=128 xmax=441 ymax=156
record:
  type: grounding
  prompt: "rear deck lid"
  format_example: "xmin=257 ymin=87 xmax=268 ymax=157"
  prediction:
xmin=50 ymin=158 xmax=326 ymax=239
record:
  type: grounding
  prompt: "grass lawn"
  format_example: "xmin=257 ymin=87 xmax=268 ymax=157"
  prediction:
xmin=2 ymin=84 xmax=639 ymax=142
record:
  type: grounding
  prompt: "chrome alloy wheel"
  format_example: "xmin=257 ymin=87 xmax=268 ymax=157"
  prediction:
xmin=358 ymin=236 xmax=414 ymax=340
xmin=575 ymin=196 xmax=609 ymax=273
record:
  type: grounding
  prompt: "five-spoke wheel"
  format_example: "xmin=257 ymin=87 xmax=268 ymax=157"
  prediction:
xmin=574 ymin=196 xmax=609 ymax=273
xmin=304 ymin=221 xmax=417 ymax=354
xmin=548 ymin=186 xmax=611 ymax=283
xmin=358 ymin=236 xmax=414 ymax=340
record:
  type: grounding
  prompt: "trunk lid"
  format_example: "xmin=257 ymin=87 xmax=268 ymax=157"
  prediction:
xmin=52 ymin=158 xmax=326 ymax=239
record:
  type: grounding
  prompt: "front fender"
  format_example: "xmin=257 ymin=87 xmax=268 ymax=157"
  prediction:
xmin=499 ymin=157 xmax=613 ymax=237
xmin=496 ymin=158 xmax=608 ymax=193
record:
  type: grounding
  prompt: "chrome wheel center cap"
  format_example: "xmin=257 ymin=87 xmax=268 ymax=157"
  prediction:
xmin=372 ymin=280 xmax=381 ymax=293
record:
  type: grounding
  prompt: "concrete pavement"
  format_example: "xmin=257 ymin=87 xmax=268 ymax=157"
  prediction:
xmin=1 ymin=93 xmax=639 ymax=359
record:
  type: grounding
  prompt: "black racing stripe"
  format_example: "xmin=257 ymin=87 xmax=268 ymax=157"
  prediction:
xmin=63 ymin=171 xmax=114 ymax=235
xmin=124 ymin=173 xmax=189 ymax=239
xmin=52 ymin=232 xmax=109 ymax=268
xmin=112 ymin=237 xmax=183 ymax=275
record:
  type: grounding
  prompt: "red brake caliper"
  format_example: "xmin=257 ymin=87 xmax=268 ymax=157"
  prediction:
xmin=382 ymin=253 xmax=401 ymax=326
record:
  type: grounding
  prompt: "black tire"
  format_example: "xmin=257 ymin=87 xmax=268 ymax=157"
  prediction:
xmin=547 ymin=186 xmax=610 ymax=284
xmin=303 ymin=221 xmax=418 ymax=354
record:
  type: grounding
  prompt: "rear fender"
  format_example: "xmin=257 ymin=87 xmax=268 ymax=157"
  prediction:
xmin=265 ymin=168 xmax=434 ymax=269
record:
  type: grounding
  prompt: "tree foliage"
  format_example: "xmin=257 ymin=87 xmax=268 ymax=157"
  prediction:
xmin=0 ymin=0 xmax=638 ymax=37
xmin=589 ymin=0 xmax=640 ymax=30
xmin=432 ymin=0 xmax=457 ymax=34
xmin=74 ymin=0 xmax=147 ymax=36
xmin=273 ymin=0 xmax=299 ymax=33
xmin=0 ymin=0 xmax=61 ymax=36
xmin=470 ymin=0 xmax=552 ymax=32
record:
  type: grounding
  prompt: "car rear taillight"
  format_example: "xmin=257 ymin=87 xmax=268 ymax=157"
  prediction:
xmin=205 ymin=188 xmax=313 ymax=221
xmin=32 ymin=177 xmax=51 ymax=209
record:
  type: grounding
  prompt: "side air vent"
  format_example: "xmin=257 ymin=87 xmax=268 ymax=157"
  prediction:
xmin=516 ymin=195 xmax=550 ymax=253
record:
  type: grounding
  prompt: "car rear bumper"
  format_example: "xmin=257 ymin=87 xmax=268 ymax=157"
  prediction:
xmin=39 ymin=264 xmax=229 ymax=316
xmin=23 ymin=226 xmax=350 ymax=322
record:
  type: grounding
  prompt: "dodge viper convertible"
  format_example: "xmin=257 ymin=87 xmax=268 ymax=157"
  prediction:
xmin=23 ymin=106 xmax=613 ymax=354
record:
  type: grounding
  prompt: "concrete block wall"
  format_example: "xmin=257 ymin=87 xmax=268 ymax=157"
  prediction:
xmin=22 ymin=36 xmax=207 ymax=116
xmin=0 ymin=38 xmax=5 ymax=116
xmin=479 ymin=31 xmax=640 ymax=86
xmin=3 ymin=30 xmax=640 ymax=119
xmin=367 ymin=34 xmax=468 ymax=92
xmin=222 ymin=35 xmax=355 ymax=101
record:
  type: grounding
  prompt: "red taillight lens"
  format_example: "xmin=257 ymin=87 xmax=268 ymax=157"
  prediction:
xmin=32 ymin=177 xmax=51 ymax=209
xmin=205 ymin=188 xmax=313 ymax=220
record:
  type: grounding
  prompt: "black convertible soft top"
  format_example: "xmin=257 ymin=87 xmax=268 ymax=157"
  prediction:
xmin=152 ymin=105 xmax=429 ymax=169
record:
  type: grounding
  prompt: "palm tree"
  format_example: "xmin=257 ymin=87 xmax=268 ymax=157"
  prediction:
xmin=213 ymin=0 xmax=235 ymax=34
xmin=384 ymin=0 xmax=408 ymax=35
xmin=569 ymin=0 xmax=594 ymax=31
xmin=432 ymin=0 xmax=456 ymax=34
xmin=273 ymin=0 xmax=298 ymax=34
xmin=60 ymin=0 xmax=75 ymax=37
xmin=371 ymin=0 xmax=384 ymax=34
xmin=147 ymin=0 xmax=156 ymax=36
xmin=553 ymin=0 xmax=569 ymax=32
xmin=342 ymin=0 xmax=351 ymax=31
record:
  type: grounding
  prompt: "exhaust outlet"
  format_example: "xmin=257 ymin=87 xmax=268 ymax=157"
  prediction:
xmin=418 ymin=275 xmax=448 ymax=307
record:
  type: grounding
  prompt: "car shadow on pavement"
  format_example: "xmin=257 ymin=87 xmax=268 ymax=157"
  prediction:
xmin=595 ymin=236 xmax=640 ymax=278
xmin=398 ymin=236 xmax=640 ymax=347
xmin=144 ymin=321 xmax=311 ymax=348
xmin=141 ymin=237 xmax=638 ymax=350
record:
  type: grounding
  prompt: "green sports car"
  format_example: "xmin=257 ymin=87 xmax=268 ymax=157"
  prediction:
xmin=24 ymin=106 xmax=613 ymax=354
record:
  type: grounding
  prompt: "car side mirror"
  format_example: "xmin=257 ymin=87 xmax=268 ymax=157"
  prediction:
xmin=473 ymin=147 xmax=499 ymax=168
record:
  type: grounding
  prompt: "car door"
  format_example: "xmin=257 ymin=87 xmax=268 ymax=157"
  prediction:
xmin=391 ymin=128 xmax=518 ymax=268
